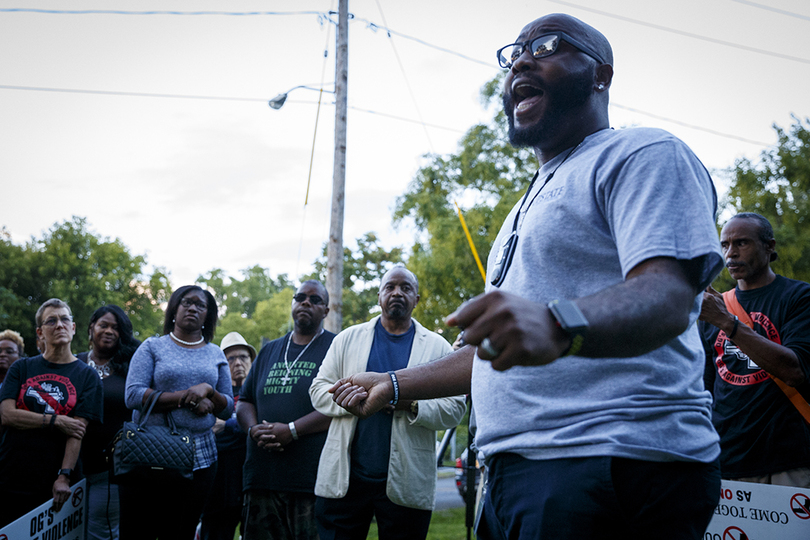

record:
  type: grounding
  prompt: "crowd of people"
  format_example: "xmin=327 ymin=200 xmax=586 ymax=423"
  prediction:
xmin=1 ymin=11 xmax=808 ymax=540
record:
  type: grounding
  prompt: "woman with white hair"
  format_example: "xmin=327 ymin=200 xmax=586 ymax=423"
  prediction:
xmin=0 ymin=298 xmax=103 ymax=527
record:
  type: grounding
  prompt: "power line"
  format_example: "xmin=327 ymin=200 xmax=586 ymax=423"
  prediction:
xmin=374 ymin=0 xmax=435 ymax=151
xmin=0 ymin=83 xmax=466 ymax=134
xmin=547 ymin=0 xmax=810 ymax=65
xmin=0 ymin=8 xmax=324 ymax=16
xmin=0 ymin=84 xmax=266 ymax=102
xmin=0 ymin=7 xmax=495 ymax=69
xmin=0 ymin=84 xmax=768 ymax=144
xmin=346 ymin=105 xmax=465 ymax=134
xmin=610 ymin=103 xmax=770 ymax=146
xmin=353 ymin=16 xmax=494 ymax=68
xmin=728 ymin=0 xmax=810 ymax=22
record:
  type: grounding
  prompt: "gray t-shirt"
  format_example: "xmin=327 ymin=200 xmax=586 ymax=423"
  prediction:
xmin=473 ymin=127 xmax=723 ymax=464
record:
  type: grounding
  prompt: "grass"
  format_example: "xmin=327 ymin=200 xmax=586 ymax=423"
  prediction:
xmin=366 ymin=507 xmax=472 ymax=540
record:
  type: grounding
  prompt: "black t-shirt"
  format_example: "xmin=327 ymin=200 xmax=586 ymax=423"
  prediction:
xmin=700 ymin=275 xmax=810 ymax=477
xmin=76 ymin=352 xmax=131 ymax=475
xmin=240 ymin=330 xmax=335 ymax=493
xmin=0 ymin=355 xmax=104 ymax=500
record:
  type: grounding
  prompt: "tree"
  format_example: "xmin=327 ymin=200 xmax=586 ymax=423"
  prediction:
xmin=719 ymin=116 xmax=810 ymax=288
xmin=196 ymin=265 xmax=292 ymax=318
xmin=393 ymin=74 xmax=538 ymax=336
xmin=306 ymin=232 xmax=404 ymax=329
xmin=213 ymin=289 xmax=295 ymax=352
xmin=0 ymin=217 xmax=168 ymax=355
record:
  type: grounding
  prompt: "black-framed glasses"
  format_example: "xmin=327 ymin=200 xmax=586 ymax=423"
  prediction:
xmin=496 ymin=32 xmax=605 ymax=69
xmin=179 ymin=298 xmax=208 ymax=310
xmin=41 ymin=316 xmax=73 ymax=328
xmin=293 ymin=293 xmax=324 ymax=305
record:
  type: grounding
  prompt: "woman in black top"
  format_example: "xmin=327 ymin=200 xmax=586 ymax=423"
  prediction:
xmin=78 ymin=305 xmax=141 ymax=540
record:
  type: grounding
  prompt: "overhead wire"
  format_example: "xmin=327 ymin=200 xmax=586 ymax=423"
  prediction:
xmin=373 ymin=0 xmax=434 ymax=152
xmin=727 ymin=0 xmax=810 ymax=22
xmin=546 ymin=0 xmax=810 ymax=65
xmin=609 ymin=103 xmax=770 ymax=146
xmin=0 ymin=4 xmax=791 ymax=148
xmin=0 ymin=8 xmax=324 ymax=16
xmin=295 ymin=5 xmax=335 ymax=283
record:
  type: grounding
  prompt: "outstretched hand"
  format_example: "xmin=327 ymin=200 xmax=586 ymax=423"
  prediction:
xmin=446 ymin=290 xmax=568 ymax=371
xmin=329 ymin=372 xmax=393 ymax=419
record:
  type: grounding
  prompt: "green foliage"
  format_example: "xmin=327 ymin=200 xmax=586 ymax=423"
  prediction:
xmin=394 ymin=74 xmax=538 ymax=335
xmin=306 ymin=232 xmax=404 ymax=329
xmin=200 ymin=266 xmax=296 ymax=351
xmin=213 ymin=289 xmax=295 ymax=352
xmin=718 ymin=116 xmax=810 ymax=288
xmin=366 ymin=507 xmax=470 ymax=539
xmin=0 ymin=217 xmax=167 ymax=356
xmin=197 ymin=265 xmax=292 ymax=319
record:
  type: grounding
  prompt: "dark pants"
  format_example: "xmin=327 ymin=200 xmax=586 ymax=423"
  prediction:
xmin=200 ymin=504 xmax=242 ymax=540
xmin=315 ymin=476 xmax=432 ymax=540
xmin=477 ymin=454 xmax=720 ymax=540
xmin=119 ymin=464 xmax=217 ymax=540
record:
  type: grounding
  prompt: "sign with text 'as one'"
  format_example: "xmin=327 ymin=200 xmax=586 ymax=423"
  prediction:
xmin=704 ymin=479 xmax=809 ymax=539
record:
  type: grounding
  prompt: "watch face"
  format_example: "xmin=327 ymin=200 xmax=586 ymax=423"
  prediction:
xmin=549 ymin=300 xmax=589 ymax=334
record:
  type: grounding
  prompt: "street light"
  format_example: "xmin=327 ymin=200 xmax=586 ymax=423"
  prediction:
xmin=268 ymin=85 xmax=335 ymax=109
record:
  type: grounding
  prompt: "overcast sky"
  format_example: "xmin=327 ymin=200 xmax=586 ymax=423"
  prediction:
xmin=1 ymin=0 xmax=808 ymax=288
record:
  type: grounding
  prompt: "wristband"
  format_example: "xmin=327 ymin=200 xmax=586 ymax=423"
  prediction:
xmin=388 ymin=371 xmax=400 ymax=406
xmin=50 ymin=414 xmax=57 ymax=429
xmin=728 ymin=316 xmax=740 ymax=340
xmin=249 ymin=424 xmax=259 ymax=439
xmin=288 ymin=421 xmax=299 ymax=440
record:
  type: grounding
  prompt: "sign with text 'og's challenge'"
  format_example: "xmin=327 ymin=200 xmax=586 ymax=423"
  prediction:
xmin=704 ymin=479 xmax=809 ymax=539
xmin=0 ymin=479 xmax=86 ymax=540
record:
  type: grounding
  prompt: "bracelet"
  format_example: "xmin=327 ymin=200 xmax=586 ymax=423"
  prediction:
xmin=288 ymin=421 xmax=299 ymax=440
xmin=42 ymin=413 xmax=47 ymax=428
xmin=248 ymin=424 xmax=259 ymax=439
xmin=388 ymin=371 xmax=400 ymax=406
xmin=728 ymin=316 xmax=740 ymax=340
xmin=563 ymin=334 xmax=585 ymax=357
xmin=49 ymin=414 xmax=57 ymax=429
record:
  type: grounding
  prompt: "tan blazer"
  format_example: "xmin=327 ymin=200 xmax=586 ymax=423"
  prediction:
xmin=310 ymin=316 xmax=467 ymax=510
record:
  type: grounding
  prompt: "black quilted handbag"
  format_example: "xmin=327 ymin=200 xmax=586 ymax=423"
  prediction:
xmin=111 ymin=391 xmax=195 ymax=481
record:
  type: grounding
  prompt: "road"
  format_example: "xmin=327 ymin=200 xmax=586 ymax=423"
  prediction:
xmin=435 ymin=469 xmax=466 ymax=511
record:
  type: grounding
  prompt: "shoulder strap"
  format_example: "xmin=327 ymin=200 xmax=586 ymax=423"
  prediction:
xmin=722 ymin=289 xmax=810 ymax=424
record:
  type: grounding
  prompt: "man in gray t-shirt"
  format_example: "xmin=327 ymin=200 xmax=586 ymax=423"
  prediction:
xmin=328 ymin=13 xmax=723 ymax=540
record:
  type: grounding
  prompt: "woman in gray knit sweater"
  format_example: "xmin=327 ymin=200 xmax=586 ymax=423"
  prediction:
xmin=121 ymin=285 xmax=234 ymax=540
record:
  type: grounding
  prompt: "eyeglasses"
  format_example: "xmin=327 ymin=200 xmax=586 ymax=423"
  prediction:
xmin=179 ymin=298 xmax=208 ymax=310
xmin=41 ymin=316 xmax=73 ymax=328
xmin=227 ymin=353 xmax=251 ymax=363
xmin=496 ymin=32 xmax=605 ymax=69
xmin=293 ymin=293 xmax=324 ymax=305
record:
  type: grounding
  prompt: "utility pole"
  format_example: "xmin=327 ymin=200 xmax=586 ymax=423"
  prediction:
xmin=325 ymin=0 xmax=348 ymax=333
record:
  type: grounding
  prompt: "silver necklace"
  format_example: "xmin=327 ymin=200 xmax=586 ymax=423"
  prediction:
xmin=87 ymin=351 xmax=111 ymax=379
xmin=170 ymin=331 xmax=205 ymax=346
xmin=281 ymin=329 xmax=323 ymax=385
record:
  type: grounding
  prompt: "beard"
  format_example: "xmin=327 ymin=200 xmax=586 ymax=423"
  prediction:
xmin=294 ymin=313 xmax=319 ymax=335
xmin=385 ymin=301 xmax=409 ymax=321
xmin=504 ymin=67 xmax=594 ymax=148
